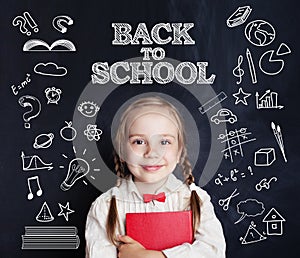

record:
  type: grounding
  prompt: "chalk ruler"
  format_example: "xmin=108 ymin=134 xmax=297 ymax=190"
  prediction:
xmin=198 ymin=91 xmax=228 ymax=114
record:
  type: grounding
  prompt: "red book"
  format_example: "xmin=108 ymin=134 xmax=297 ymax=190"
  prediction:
xmin=126 ymin=211 xmax=193 ymax=251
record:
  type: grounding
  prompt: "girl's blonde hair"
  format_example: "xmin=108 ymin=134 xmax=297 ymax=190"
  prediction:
xmin=106 ymin=96 xmax=201 ymax=245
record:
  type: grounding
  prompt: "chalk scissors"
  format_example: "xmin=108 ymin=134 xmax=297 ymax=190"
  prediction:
xmin=218 ymin=188 xmax=240 ymax=211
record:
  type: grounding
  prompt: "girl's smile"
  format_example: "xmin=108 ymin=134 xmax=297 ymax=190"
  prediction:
xmin=142 ymin=165 xmax=163 ymax=170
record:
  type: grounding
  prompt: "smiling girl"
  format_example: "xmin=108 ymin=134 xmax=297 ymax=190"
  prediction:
xmin=85 ymin=96 xmax=226 ymax=258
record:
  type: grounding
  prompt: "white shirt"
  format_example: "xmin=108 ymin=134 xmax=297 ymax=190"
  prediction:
xmin=85 ymin=174 xmax=226 ymax=258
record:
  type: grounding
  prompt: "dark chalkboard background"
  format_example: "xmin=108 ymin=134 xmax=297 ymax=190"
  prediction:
xmin=0 ymin=0 xmax=299 ymax=257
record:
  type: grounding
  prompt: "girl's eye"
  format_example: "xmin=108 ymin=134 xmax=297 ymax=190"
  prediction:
xmin=161 ymin=139 xmax=171 ymax=145
xmin=132 ymin=139 xmax=146 ymax=145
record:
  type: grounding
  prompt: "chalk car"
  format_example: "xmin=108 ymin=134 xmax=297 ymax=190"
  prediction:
xmin=211 ymin=108 xmax=237 ymax=124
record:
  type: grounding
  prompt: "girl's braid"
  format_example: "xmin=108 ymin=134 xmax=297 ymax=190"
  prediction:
xmin=113 ymin=151 xmax=125 ymax=186
xmin=180 ymin=146 xmax=201 ymax=235
xmin=180 ymin=146 xmax=194 ymax=185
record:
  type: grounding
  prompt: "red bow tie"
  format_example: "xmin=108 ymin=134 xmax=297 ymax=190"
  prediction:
xmin=143 ymin=192 xmax=166 ymax=203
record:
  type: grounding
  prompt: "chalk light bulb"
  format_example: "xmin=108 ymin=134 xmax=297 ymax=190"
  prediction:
xmin=60 ymin=158 xmax=90 ymax=191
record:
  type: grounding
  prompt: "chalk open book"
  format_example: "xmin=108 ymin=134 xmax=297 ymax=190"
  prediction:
xmin=126 ymin=210 xmax=193 ymax=251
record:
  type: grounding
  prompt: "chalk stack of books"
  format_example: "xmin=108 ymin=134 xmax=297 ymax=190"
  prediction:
xmin=21 ymin=226 xmax=80 ymax=249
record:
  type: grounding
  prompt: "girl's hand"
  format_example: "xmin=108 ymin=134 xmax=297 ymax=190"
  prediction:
xmin=117 ymin=235 xmax=166 ymax=258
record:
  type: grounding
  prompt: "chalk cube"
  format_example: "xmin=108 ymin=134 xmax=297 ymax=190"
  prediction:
xmin=254 ymin=148 xmax=276 ymax=166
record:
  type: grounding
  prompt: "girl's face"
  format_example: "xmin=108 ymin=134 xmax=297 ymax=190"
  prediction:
xmin=125 ymin=112 xmax=182 ymax=183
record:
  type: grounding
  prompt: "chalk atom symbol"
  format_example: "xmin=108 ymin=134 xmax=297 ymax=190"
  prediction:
xmin=84 ymin=124 xmax=103 ymax=141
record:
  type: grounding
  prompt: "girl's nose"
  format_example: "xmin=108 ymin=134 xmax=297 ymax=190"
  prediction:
xmin=144 ymin=144 xmax=160 ymax=159
xmin=144 ymin=138 xmax=161 ymax=159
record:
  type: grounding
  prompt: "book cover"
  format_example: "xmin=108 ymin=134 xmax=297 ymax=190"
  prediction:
xmin=126 ymin=211 xmax=193 ymax=251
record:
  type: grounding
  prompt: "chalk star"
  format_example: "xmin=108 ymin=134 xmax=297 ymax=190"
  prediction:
xmin=58 ymin=202 xmax=74 ymax=221
xmin=233 ymin=87 xmax=251 ymax=105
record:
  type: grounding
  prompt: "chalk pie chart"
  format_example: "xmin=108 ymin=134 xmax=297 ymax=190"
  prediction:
xmin=245 ymin=20 xmax=275 ymax=47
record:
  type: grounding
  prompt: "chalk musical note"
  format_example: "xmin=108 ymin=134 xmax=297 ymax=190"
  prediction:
xmin=27 ymin=176 xmax=43 ymax=200
xmin=218 ymin=128 xmax=256 ymax=163
xmin=218 ymin=188 xmax=240 ymax=211
xmin=233 ymin=55 xmax=244 ymax=84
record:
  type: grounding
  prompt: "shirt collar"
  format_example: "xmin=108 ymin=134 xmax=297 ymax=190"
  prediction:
xmin=112 ymin=173 xmax=184 ymax=202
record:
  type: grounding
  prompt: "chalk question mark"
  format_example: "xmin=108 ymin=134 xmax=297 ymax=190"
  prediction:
xmin=52 ymin=15 xmax=73 ymax=33
xmin=18 ymin=95 xmax=41 ymax=129
xmin=12 ymin=16 xmax=30 ymax=36
xmin=12 ymin=12 xmax=39 ymax=36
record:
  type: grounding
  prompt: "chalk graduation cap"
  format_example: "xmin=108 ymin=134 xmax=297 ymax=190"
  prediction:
xmin=240 ymin=221 xmax=267 ymax=244
xmin=36 ymin=202 xmax=54 ymax=222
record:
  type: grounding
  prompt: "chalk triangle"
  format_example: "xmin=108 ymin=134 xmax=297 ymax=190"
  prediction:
xmin=36 ymin=201 xmax=54 ymax=222
xmin=241 ymin=224 xmax=267 ymax=244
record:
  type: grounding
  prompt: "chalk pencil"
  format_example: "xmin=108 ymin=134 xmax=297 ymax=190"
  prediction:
xmin=246 ymin=48 xmax=257 ymax=84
